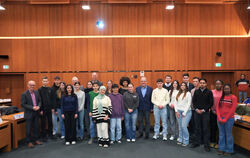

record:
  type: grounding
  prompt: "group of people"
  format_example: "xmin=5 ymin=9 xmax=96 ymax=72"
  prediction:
xmin=21 ymin=72 xmax=243 ymax=156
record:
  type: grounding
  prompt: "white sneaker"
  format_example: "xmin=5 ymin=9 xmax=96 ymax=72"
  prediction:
xmin=177 ymin=137 xmax=180 ymax=142
xmin=61 ymin=136 xmax=65 ymax=139
xmin=71 ymin=141 xmax=76 ymax=145
xmin=159 ymin=131 xmax=163 ymax=135
xmin=153 ymin=134 xmax=159 ymax=140
xmin=126 ymin=139 xmax=131 ymax=142
xmin=110 ymin=141 xmax=114 ymax=144
xmin=65 ymin=142 xmax=70 ymax=145
xmin=131 ymin=139 xmax=136 ymax=142
xmin=103 ymin=144 xmax=109 ymax=148
xmin=169 ymin=135 xmax=174 ymax=141
xmin=177 ymin=141 xmax=182 ymax=145
xmin=182 ymin=144 xmax=188 ymax=147
xmin=163 ymin=135 xmax=168 ymax=141
xmin=117 ymin=140 xmax=122 ymax=144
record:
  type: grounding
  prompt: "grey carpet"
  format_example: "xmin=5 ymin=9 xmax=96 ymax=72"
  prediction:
xmin=0 ymin=137 xmax=249 ymax=158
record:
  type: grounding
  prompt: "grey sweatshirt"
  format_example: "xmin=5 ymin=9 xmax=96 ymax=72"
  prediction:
xmin=123 ymin=91 xmax=139 ymax=110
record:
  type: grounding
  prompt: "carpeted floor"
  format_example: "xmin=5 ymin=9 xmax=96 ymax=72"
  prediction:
xmin=0 ymin=135 xmax=249 ymax=158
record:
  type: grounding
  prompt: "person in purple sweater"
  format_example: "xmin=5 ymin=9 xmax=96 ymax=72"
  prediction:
xmin=109 ymin=84 xmax=125 ymax=144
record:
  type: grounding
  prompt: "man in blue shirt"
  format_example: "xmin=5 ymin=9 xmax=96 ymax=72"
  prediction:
xmin=136 ymin=77 xmax=153 ymax=139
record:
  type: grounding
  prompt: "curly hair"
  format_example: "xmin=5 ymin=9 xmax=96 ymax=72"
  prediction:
xmin=119 ymin=77 xmax=131 ymax=86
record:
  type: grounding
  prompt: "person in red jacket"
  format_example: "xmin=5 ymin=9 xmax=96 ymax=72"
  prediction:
xmin=216 ymin=84 xmax=237 ymax=156
xmin=236 ymin=74 xmax=249 ymax=103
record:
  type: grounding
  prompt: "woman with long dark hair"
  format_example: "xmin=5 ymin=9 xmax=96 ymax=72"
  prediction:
xmin=216 ymin=84 xmax=237 ymax=156
xmin=55 ymin=82 xmax=66 ymax=139
xmin=168 ymin=80 xmax=180 ymax=141
xmin=61 ymin=84 xmax=78 ymax=145
xmin=175 ymin=82 xmax=192 ymax=146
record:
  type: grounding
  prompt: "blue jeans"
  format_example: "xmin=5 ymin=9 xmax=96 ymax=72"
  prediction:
xmin=89 ymin=116 xmax=96 ymax=138
xmin=110 ymin=118 xmax=122 ymax=141
xmin=124 ymin=109 xmax=138 ymax=139
xmin=57 ymin=109 xmax=65 ymax=137
xmin=239 ymin=91 xmax=247 ymax=103
xmin=154 ymin=106 xmax=168 ymax=135
xmin=76 ymin=110 xmax=84 ymax=138
xmin=53 ymin=109 xmax=65 ymax=136
xmin=177 ymin=110 xmax=192 ymax=145
xmin=52 ymin=111 xmax=58 ymax=135
xmin=217 ymin=118 xmax=234 ymax=153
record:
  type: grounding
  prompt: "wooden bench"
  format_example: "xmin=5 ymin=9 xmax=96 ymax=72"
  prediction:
xmin=0 ymin=121 xmax=11 ymax=152
xmin=2 ymin=112 xmax=26 ymax=149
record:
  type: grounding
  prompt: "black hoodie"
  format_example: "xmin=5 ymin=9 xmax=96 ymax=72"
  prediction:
xmin=51 ymin=83 xmax=60 ymax=110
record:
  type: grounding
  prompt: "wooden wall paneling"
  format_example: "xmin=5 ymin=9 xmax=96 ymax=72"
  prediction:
xmin=25 ymin=73 xmax=40 ymax=89
xmin=151 ymin=38 xmax=163 ymax=70
xmin=125 ymin=38 xmax=138 ymax=70
xmin=235 ymin=38 xmax=249 ymax=69
xmin=175 ymin=38 xmax=188 ymax=70
xmin=112 ymin=38 xmax=126 ymax=71
xmin=11 ymin=40 xmax=25 ymax=72
xmin=100 ymin=4 xmax=113 ymax=35
xmin=62 ymin=5 xmax=76 ymax=36
xmin=187 ymin=4 xmax=200 ymax=35
xmin=199 ymin=38 xmax=211 ymax=70
xmin=137 ymin=4 xmax=151 ymax=35
xmin=24 ymin=40 xmax=38 ymax=72
xmin=87 ymin=4 xmax=101 ymax=35
xmin=49 ymin=5 xmax=63 ymax=36
xmin=162 ymin=3 xmax=175 ymax=35
xmin=100 ymin=38 xmax=113 ymax=71
xmin=49 ymin=39 xmax=63 ymax=71
xmin=0 ymin=40 xmax=11 ymax=72
xmin=74 ymin=39 xmax=88 ymax=71
xmin=63 ymin=39 xmax=76 ymax=71
xmin=211 ymin=38 xmax=225 ymax=70
xmin=187 ymin=38 xmax=200 ymax=70
xmin=150 ymin=4 xmax=163 ymax=35
xmin=87 ymin=38 xmax=101 ymax=71
xmin=163 ymin=38 xmax=175 ymax=70
xmin=23 ymin=5 xmax=50 ymax=36
xmin=175 ymin=4 xmax=188 ymax=35
xmin=137 ymin=38 xmax=151 ymax=70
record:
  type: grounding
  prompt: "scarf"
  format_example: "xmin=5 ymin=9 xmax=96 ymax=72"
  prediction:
xmin=96 ymin=93 xmax=105 ymax=114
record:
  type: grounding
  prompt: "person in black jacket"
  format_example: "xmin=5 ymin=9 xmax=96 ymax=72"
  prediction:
xmin=51 ymin=76 xmax=61 ymax=136
xmin=84 ymin=81 xmax=93 ymax=139
xmin=38 ymin=76 xmax=54 ymax=142
xmin=190 ymin=78 xmax=213 ymax=152
xmin=21 ymin=80 xmax=43 ymax=148
xmin=183 ymin=73 xmax=194 ymax=92
xmin=136 ymin=77 xmax=153 ymax=139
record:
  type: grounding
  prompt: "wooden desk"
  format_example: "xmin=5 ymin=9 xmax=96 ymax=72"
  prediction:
xmin=233 ymin=119 xmax=250 ymax=151
xmin=2 ymin=112 xmax=26 ymax=149
xmin=0 ymin=121 xmax=11 ymax=152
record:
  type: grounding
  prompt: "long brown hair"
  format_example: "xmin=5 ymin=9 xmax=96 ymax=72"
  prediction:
xmin=176 ymin=82 xmax=188 ymax=101
xmin=57 ymin=82 xmax=66 ymax=99
xmin=170 ymin=80 xmax=180 ymax=98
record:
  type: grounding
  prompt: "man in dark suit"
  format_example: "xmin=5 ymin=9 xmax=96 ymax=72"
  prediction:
xmin=136 ymin=76 xmax=153 ymax=139
xmin=21 ymin=80 xmax=42 ymax=148
xmin=183 ymin=73 xmax=194 ymax=91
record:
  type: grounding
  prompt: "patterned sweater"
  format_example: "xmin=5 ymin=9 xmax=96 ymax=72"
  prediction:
xmin=92 ymin=95 xmax=112 ymax=123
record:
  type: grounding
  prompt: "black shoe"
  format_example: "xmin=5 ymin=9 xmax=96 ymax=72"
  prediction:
xmin=42 ymin=138 xmax=48 ymax=142
xmin=217 ymin=150 xmax=224 ymax=155
xmin=138 ymin=133 xmax=143 ymax=138
xmin=190 ymin=143 xmax=200 ymax=148
xmin=144 ymin=135 xmax=149 ymax=139
xmin=204 ymin=145 xmax=210 ymax=152
xmin=50 ymin=135 xmax=57 ymax=140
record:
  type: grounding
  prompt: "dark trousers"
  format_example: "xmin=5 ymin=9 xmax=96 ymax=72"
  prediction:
xmin=138 ymin=110 xmax=150 ymax=136
xmin=210 ymin=111 xmax=218 ymax=143
xmin=26 ymin=112 xmax=40 ymax=143
xmin=84 ymin=109 xmax=90 ymax=137
xmin=194 ymin=111 xmax=210 ymax=146
xmin=41 ymin=110 xmax=53 ymax=138
xmin=188 ymin=110 xmax=196 ymax=137
xmin=64 ymin=111 xmax=76 ymax=142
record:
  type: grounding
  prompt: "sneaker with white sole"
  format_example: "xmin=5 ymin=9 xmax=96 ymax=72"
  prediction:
xmin=163 ymin=135 xmax=168 ymax=141
xmin=117 ymin=140 xmax=122 ymax=144
xmin=126 ymin=139 xmax=131 ymax=142
xmin=159 ymin=131 xmax=163 ymax=135
xmin=71 ymin=141 xmax=76 ymax=145
xmin=177 ymin=137 xmax=180 ymax=142
xmin=182 ymin=144 xmax=188 ymax=147
xmin=110 ymin=141 xmax=114 ymax=144
xmin=88 ymin=138 xmax=93 ymax=144
xmin=65 ymin=142 xmax=70 ymax=145
xmin=131 ymin=139 xmax=136 ymax=142
xmin=169 ymin=135 xmax=174 ymax=141
xmin=103 ymin=144 xmax=109 ymax=148
xmin=177 ymin=142 xmax=182 ymax=145
xmin=153 ymin=134 xmax=159 ymax=140
xmin=61 ymin=136 xmax=65 ymax=139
